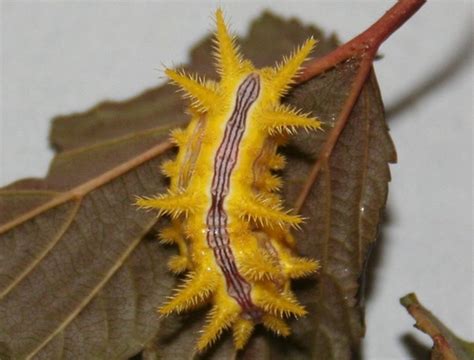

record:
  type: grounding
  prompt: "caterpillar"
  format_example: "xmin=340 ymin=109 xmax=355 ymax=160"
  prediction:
xmin=136 ymin=9 xmax=322 ymax=352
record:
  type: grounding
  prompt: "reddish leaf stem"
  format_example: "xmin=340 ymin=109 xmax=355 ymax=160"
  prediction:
xmin=298 ymin=0 xmax=426 ymax=83
xmin=294 ymin=0 xmax=425 ymax=211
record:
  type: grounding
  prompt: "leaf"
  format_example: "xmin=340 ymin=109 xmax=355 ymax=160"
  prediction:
xmin=278 ymin=65 xmax=395 ymax=360
xmin=0 ymin=11 xmax=395 ymax=360
xmin=401 ymin=293 xmax=474 ymax=360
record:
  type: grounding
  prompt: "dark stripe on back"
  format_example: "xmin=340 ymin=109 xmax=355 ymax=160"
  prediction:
xmin=206 ymin=73 xmax=261 ymax=318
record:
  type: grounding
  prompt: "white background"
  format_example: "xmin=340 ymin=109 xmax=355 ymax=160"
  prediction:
xmin=1 ymin=1 xmax=472 ymax=359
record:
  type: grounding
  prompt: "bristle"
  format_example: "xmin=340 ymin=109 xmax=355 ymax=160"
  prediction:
xmin=260 ymin=104 xmax=321 ymax=136
xmin=254 ymin=288 xmax=307 ymax=318
xmin=233 ymin=318 xmax=254 ymax=350
xmin=213 ymin=8 xmax=243 ymax=76
xmin=135 ymin=190 xmax=197 ymax=219
xmin=169 ymin=127 xmax=187 ymax=147
xmin=260 ymin=173 xmax=283 ymax=192
xmin=165 ymin=68 xmax=218 ymax=111
xmin=167 ymin=255 xmax=189 ymax=274
xmin=236 ymin=195 xmax=303 ymax=229
xmin=271 ymin=37 xmax=317 ymax=97
xmin=284 ymin=256 xmax=320 ymax=279
xmin=158 ymin=271 xmax=217 ymax=315
xmin=196 ymin=303 xmax=239 ymax=351
xmin=161 ymin=159 xmax=178 ymax=178
xmin=268 ymin=153 xmax=286 ymax=170
xmin=237 ymin=249 xmax=281 ymax=282
xmin=158 ymin=225 xmax=181 ymax=245
xmin=262 ymin=314 xmax=291 ymax=337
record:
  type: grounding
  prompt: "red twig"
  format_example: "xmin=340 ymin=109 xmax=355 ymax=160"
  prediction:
xmin=298 ymin=0 xmax=426 ymax=83
xmin=294 ymin=0 xmax=426 ymax=211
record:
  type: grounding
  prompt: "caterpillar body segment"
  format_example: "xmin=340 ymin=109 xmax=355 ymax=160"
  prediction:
xmin=136 ymin=8 xmax=321 ymax=351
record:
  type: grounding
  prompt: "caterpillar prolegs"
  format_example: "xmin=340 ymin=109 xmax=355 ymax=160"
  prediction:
xmin=136 ymin=9 xmax=322 ymax=351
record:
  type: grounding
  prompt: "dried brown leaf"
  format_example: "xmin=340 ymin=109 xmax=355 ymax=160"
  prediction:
xmin=401 ymin=293 xmax=474 ymax=360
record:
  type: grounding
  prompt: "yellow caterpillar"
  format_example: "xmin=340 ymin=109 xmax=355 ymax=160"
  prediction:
xmin=136 ymin=9 xmax=321 ymax=352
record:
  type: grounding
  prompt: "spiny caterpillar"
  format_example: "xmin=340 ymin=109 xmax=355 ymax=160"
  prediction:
xmin=136 ymin=9 xmax=322 ymax=352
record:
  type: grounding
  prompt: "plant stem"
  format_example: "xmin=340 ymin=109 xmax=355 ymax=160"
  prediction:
xmin=298 ymin=0 xmax=426 ymax=83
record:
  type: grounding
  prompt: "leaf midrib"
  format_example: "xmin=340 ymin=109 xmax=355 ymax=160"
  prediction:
xmin=0 ymin=141 xmax=172 ymax=234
